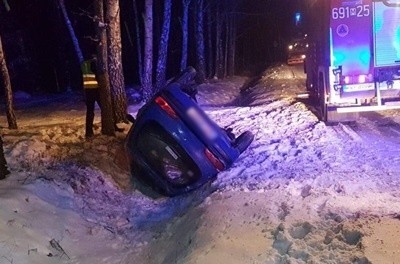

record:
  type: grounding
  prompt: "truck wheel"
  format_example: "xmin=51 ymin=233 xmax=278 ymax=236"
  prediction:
xmin=319 ymin=92 xmax=327 ymax=122
xmin=318 ymin=74 xmax=327 ymax=122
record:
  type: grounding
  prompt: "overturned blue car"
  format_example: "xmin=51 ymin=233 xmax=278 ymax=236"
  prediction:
xmin=125 ymin=69 xmax=253 ymax=196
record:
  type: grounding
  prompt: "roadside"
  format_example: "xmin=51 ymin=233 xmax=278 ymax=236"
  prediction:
xmin=136 ymin=64 xmax=400 ymax=263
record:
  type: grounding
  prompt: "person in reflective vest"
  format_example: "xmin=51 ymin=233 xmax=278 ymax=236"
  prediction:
xmin=81 ymin=56 xmax=101 ymax=138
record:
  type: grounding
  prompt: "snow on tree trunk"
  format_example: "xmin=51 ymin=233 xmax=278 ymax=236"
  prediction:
xmin=194 ymin=0 xmax=206 ymax=82
xmin=106 ymin=0 xmax=127 ymax=124
xmin=95 ymin=0 xmax=115 ymax=136
xmin=155 ymin=0 xmax=172 ymax=91
xmin=180 ymin=0 xmax=191 ymax=72
xmin=0 ymin=35 xmax=17 ymax=129
xmin=58 ymin=0 xmax=83 ymax=65
xmin=143 ymin=0 xmax=153 ymax=102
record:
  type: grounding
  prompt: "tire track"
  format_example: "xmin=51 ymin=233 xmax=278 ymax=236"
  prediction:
xmin=331 ymin=123 xmax=362 ymax=142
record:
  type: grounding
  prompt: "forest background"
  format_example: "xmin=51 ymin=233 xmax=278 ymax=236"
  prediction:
xmin=0 ymin=0 xmax=303 ymax=139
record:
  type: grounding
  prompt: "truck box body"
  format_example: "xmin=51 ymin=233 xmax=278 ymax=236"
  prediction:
xmin=305 ymin=0 xmax=400 ymax=122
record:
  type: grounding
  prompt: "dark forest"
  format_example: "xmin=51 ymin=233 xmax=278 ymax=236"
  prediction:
xmin=0 ymin=0 xmax=303 ymax=95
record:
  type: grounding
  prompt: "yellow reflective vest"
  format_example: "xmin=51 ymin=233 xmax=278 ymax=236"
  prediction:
xmin=81 ymin=60 xmax=98 ymax=89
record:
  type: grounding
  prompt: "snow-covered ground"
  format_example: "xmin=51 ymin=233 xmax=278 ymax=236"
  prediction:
xmin=1 ymin=64 xmax=400 ymax=264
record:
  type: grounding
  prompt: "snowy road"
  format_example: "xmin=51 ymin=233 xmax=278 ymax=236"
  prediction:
xmin=351 ymin=111 xmax=400 ymax=151
xmin=1 ymin=64 xmax=400 ymax=264
xmin=129 ymin=65 xmax=400 ymax=263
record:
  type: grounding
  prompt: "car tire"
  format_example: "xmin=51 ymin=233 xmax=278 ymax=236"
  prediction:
xmin=234 ymin=131 xmax=254 ymax=154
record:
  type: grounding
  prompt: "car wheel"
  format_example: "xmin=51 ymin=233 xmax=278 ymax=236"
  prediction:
xmin=234 ymin=131 xmax=254 ymax=154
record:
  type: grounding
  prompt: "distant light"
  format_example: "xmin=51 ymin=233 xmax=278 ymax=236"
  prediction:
xmin=301 ymin=55 xmax=306 ymax=59
xmin=295 ymin=12 xmax=301 ymax=25
xmin=306 ymin=44 xmax=309 ymax=48
xmin=358 ymin=75 xmax=366 ymax=83
xmin=288 ymin=45 xmax=293 ymax=50
xmin=297 ymin=93 xmax=309 ymax=99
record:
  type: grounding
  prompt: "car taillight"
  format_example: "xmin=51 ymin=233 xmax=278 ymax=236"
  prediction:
xmin=204 ymin=148 xmax=225 ymax=171
xmin=155 ymin=96 xmax=178 ymax=118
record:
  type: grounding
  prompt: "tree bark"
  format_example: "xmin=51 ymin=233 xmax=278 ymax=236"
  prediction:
xmin=143 ymin=0 xmax=153 ymax=102
xmin=106 ymin=0 xmax=127 ymax=124
xmin=180 ymin=0 xmax=191 ymax=72
xmin=133 ymin=0 xmax=143 ymax=85
xmin=0 ymin=35 xmax=17 ymax=129
xmin=2 ymin=0 xmax=10 ymax=12
xmin=155 ymin=0 xmax=172 ymax=91
xmin=194 ymin=0 xmax=206 ymax=82
xmin=228 ymin=14 xmax=236 ymax=77
xmin=214 ymin=4 xmax=224 ymax=79
xmin=206 ymin=4 xmax=213 ymax=78
xmin=58 ymin=0 xmax=83 ymax=65
xmin=94 ymin=0 xmax=115 ymax=136
xmin=224 ymin=13 xmax=229 ymax=78
xmin=0 ymin=136 xmax=10 ymax=179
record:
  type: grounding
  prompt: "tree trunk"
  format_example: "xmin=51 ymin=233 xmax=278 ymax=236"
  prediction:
xmin=214 ymin=4 xmax=224 ymax=79
xmin=95 ymin=0 xmax=115 ymax=136
xmin=133 ymin=0 xmax=144 ymax=85
xmin=2 ymin=0 xmax=10 ymax=11
xmin=206 ymin=4 xmax=213 ymax=78
xmin=180 ymin=0 xmax=191 ymax=72
xmin=227 ymin=14 xmax=236 ymax=77
xmin=58 ymin=0 xmax=83 ymax=64
xmin=0 ymin=136 xmax=10 ymax=179
xmin=0 ymin=36 xmax=17 ymax=129
xmin=143 ymin=0 xmax=153 ymax=102
xmin=106 ymin=0 xmax=127 ymax=124
xmin=224 ymin=14 xmax=228 ymax=78
xmin=155 ymin=0 xmax=172 ymax=91
xmin=194 ymin=0 xmax=206 ymax=82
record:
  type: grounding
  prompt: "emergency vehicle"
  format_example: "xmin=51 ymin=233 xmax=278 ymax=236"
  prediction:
xmin=304 ymin=0 xmax=400 ymax=122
